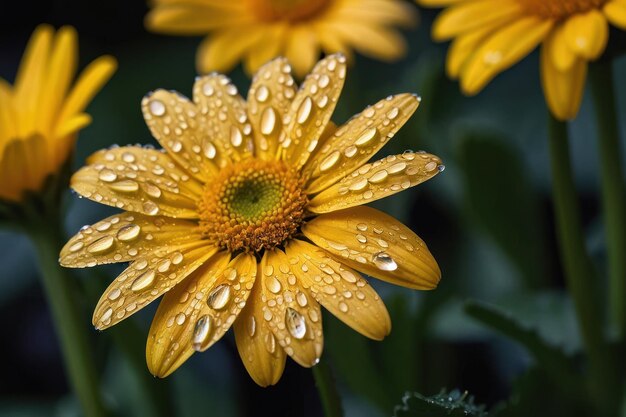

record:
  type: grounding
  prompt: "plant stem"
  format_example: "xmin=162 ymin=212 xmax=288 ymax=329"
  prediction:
xmin=27 ymin=223 xmax=107 ymax=417
xmin=548 ymin=115 xmax=617 ymax=412
xmin=589 ymin=60 xmax=626 ymax=340
xmin=312 ymin=357 xmax=344 ymax=417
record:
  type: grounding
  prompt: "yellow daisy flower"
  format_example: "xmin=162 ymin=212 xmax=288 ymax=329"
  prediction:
xmin=417 ymin=0 xmax=626 ymax=120
xmin=60 ymin=54 xmax=443 ymax=386
xmin=145 ymin=0 xmax=417 ymax=77
xmin=0 ymin=25 xmax=116 ymax=202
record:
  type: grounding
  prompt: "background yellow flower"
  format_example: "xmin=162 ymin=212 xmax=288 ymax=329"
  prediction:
xmin=0 ymin=25 xmax=116 ymax=202
xmin=418 ymin=0 xmax=626 ymax=120
xmin=145 ymin=0 xmax=417 ymax=77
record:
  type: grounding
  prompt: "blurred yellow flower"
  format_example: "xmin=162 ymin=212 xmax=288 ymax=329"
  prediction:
xmin=0 ymin=25 xmax=116 ymax=202
xmin=60 ymin=55 xmax=443 ymax=386
xmin=418 ymin=0 xmax=626 ymax=120
xmin=145 ymin=0 xmax=417 ymax=77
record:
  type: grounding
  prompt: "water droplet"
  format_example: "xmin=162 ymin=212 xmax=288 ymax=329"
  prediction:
xmin=69 ymin=241 xmax=84 ymax=252
xmin=117 ymin=224 xmax=141 ymax=241
xmin=171 ymin=252 xmax=184 ymax=264
xmin=372 ymin=252 xmax=398 ymax=271
xmin=356 ymin=223 xmax=368 ymax=231
xmin=318 ymin=74 xmax=330 ymax=88
xmin=248 ymin=316 xmax=256 ymax=337
xmin=109 ymin=180 xmax=139 ymax=193
xmin=88 ymin=236 xmax=115 ymax=254
xmin=131 ymin=270 xmax=156 ymax=291
xmin=297 ymin=96 xmax=313 ymax=124
xmin=207 ymin=284 xmax=231 ymax=310
xmin=143 ymin=182 xmax=162 ymax=198
xmin=149 ymin=100 xmax=166 ymax=116
xmin=230 ymin=126 xmax=243 ymax=147
xmin=261 ymin=107 xmax=276 ymax=135
xmin=255 ymin=85 xmax=270 ymax=102
xmin=143 ymin=201 xmax=159 ymax=215
xmin=438 ymin=164 xmax=446 ymax=172
xmin=339 ymin=269 xmax=357 ymax=283
xmin=285 ymin=308 xmax=306 ymax=339
xmin=349 ymin=178 xmax=368 ymax=191
xmin=425 ymin=161 xmax=437 ymax=172
xmin=387 ymin=107 xmax=399 ymax=120
xmin=296 ymin=292 xmax=308 ymax=307
xmin=339 ymin=302 xmax=349 ymax=313
xmin=121 ymin=152 xmax=136 ymax=163
xmin=368 ymin=170 xmax=388 ymax=184
xmin=108 ymin=288 xmax=121 ymax=300
xmin=320 ymin=151 xmax=340 ymax=172
xmin=192 ymin=315 xmax=212 ymax=351
xmin=202 ymin=83 xmax=214 ymax=96
xmin=98 ymin=169 xmax=117 ymax=183
xmin=203 ymin=142 xmax=217 ymax=159
xmin=265 ymin=332 xmax=276 ymax=353
xmin=101 ymin=307 xmax=113 ymax=323
xmin=388 ymin=162 xmax=407 ymax=174
xmin=344 ymin=145 xmax=357 ymax=158
xmin=176 ymin=312 xmax=186 ymax=325
xmin=266 ymin=276 xmax=281 ymax=294
xmin=355 ymin=127 xmax=377 ymax=146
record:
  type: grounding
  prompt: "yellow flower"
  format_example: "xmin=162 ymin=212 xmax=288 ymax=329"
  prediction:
xmin=0 ymin=25 xmax=116 ymax=202
xmin=60 ymin=55 xmax=443 ymax=386
xmin=145 ymin=0 xmax=416 ymax=77
xmin=417 ymin=0 xmax=626 ymax=120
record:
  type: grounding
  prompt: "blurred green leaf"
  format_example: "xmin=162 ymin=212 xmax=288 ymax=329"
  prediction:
xmin=393 ymin=389 xmax=488 ymax=417
xmin=456 ymin=133 xmax=548 ymax=289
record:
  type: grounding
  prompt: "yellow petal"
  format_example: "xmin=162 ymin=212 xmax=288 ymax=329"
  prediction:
xmin=280 ymin=54 xmax=347 ymax=170
xmin=57 ymin=55 xmax=117 ymax=130
xmin=259 ymin=249 xmax=323 ymax=367
xmin=308 ymin=151 xmax=443 ymax=213
xmin=332 ymin=0 xmax=417 ymax=28
xmin=285 ymin=26 xmax=320 ymax=79
xmin=549 ymin=24 xmax=577 ymax=71
xmin=312 ymin=24 xmax=355 ymax=62
xmin=192 ymin=74 xmax=254 ymax=165
xmin=38 ymin=26 xmax=77 ymax=138
xmin=286 ymin=239 xmax=391 ymax=340
xmin=234 ymin=277 xmax=287 ymax=386
xmin=93 ymin=243 xmax=219 ymax=330
xmin=145 ymin=4 xmax=250 ymax=35
xmin=303 ymin=94 xmax=420 ymax=194
xmin=142 ymin=89 xmax=218 ymax=181
xmin=540 ymin=35 xmax=587 ymax=121
xmin=196 ymin=28 xmax=264 ymax=74
xmin=604 ymin=0 xmax=626 ymax=29
xmin=60 ymin=213 xmax=201 ymax=268
xmin=247 ymin=57 xmax=297 ymax=161
xmin=243 ymin=24 xmax=288 ymax=75
xmin=460 ymin=17 xmax=553 ymax=95
xmin=317 ymin=22 xmax=406 ymax=61
xmin=563 ymin=9 xmax=608 ymax=60
xmin=144 ymin=251 xmax=229 ymax=377
xmin=0 ymin=135 xmax=49 ymax=201
xmin=418 ymin=0 xmax=465 ymax=6
xmin=147 ymin=252 xmax=257 ymax=377
xmin=0 ymin=79 xmax=17 ymax=144
xmin=72 ymin=146 xmax=202 ymax=218
xmin=446 ymin=25 xmax=498 ymax=79
xmin=302 ymin=206 xmax=441 ymax=290
xmin=55 ymin=113 xmax=91 ymax=138
xmin=432 ymin=0 xmax=521 ymax=41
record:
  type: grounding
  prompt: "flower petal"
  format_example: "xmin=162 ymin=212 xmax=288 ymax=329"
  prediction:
xmin=234 ymin=278 xmax=287 ymax=387
xmin=446 ymin=25 xmax=498 ymax=79
xmin=259 ymin=249 xmax=323 ymax=367
xmin=431 ymin=0 xmax=521 ymax=41
xmin=302 ymin=94 xmax=420 ymax=194
xmin=93 ymin=243 xmax=219 ymax=330
xmin=72 ymin=146 xmax=202 ymax=218
xmin=147 ymin=252 xmax=257 ymax=377
xmin=247 ymin=57 xmax=297 ymax=161
xmin=540 ymin=35 xmax=587 ymax=121
xmin=302 ymin=206 xmax=441 ymax=290
xmin=0 ymin=135 xmax=49 ymax=201
xmin=604 ymin=0 xmax=626 ymax=29
xmin=196 ymin=27 xmax=265 ymax=74
xmin=285 ymin=26 xmax=320 ymax=79
xmin=280 ymin=54 xmax=347 ymax=171
xmin=286 ymin=239 xmax=391 ymax=340
xmin=243 ymin=24 xmax=288 ymax=75
xmin=192 ymin=74 xmax=254 ymax=165
xmin=549 ymin=24 xmax=577 ymax=71
xmin=563 ymin=9 xmax=608 ymax=60
xmin=60 ymin=213 xmax=200 ymax=268
xmin=145 ymin=4 xmax=250 ymax=35
xmin=142 ymin=89 xmax=219 ymax=182
xmin=460 ymin=16 xmax=553 ymax=95
xmin=308 ymin=151 xmax=443 ymax=213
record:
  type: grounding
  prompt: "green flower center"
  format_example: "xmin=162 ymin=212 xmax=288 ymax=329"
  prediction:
xmin=198 ymin=158 xmax=308 ymax=252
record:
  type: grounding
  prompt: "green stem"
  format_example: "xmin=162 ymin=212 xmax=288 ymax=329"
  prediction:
xmin=548 ymin=115 xmax=618 ymax=413
xmin=589 ymin=60 xmax=626 ymax=340
xmin=27 ymin=223 xmax=107 ymax=417
xmin=312 ymin=357 xmax=344 ymax=417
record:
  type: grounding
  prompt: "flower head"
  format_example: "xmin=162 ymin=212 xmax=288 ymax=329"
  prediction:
xmin=60 ymin=55 xmax=443 ymax=386
xmin=418 ymin=0 xmax=626 ymax=120
xmin=0 ymin=25 xmax=116 ymax=202
xmin=145 ymin=0 xmax=417 ymax=77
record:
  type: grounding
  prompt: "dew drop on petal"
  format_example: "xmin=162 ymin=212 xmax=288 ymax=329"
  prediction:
xmin=143 ymin=201 xmax=160 ymax=215
xmin=297 ymin=96 xmax=313 ymax=124
xmin=98 ymin=169 xmax=117 ymax=183
xmin=355 ymin=127 xmax=377 ymax=146
xmin=248 ymin=316 xmax=256 ymax=337
xmin=255 ymin=85 xmax=270 ymax=102
xmin=207 ymin=284 xmax=231 ymax=310
xmin=109 ymin=180 xmax=139 ymax=193
xmin=285 ymin=307 xmax=306 ymax=340
xmin=372 ymin=252 xmax=398 ymax=271
xmin=87 ymin=236 xmax=115 ymax=254
xmin=320 ymin=151 xmax=340 ymax=172
xmin=131 ymin=269 xmax=156 ymax=291
xmin=261 ymin=107 xmax=277 ymax=135
xmin=192 ymin=315 xmax=212 ymax=351
xmin=149 ymin=100 xmax=166 ymax=116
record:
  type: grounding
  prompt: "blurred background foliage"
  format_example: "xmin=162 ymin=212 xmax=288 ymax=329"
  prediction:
xmin=1 ymin=0 xmax=625 ymax=416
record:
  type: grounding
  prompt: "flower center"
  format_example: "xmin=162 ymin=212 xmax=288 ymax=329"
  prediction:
xmin=517 ymin=0 xmax=606 ymax=19
xmin=198 ymin=158 xmax=308 ymax=253
xmin=248 ymin=0 xmax=331 ymax=22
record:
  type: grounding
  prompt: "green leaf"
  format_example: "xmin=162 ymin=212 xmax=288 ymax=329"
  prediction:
xmin=394 ymin=389 xmax=488 ymax=417
xmin=456 ymin=133 xmax=548 ymax=289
